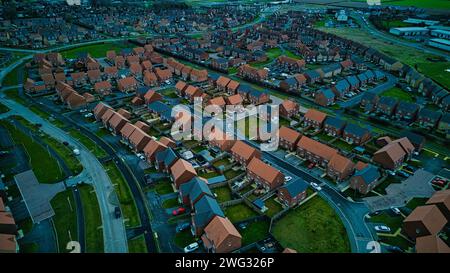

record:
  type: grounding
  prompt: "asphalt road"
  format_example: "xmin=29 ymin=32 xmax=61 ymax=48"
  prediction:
xmin=0 ymin=96 xmax=129 ymax=253
xmin=351 ymin=12 xmax=450 ymax=61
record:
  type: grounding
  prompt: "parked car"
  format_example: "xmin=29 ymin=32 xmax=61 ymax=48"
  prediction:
xmin=114 ymin=206 xmax=121 ymax=219
xmin=397 ymin=171 xmax=410 ymax=178
xmin=176 ymin=222 xmax=190 ymax=233
xmin=308 ymin=162 xmax=316 ymax=169
xmin=172 ymin=207 xmax=186 ymax=216
xmin=284 ymin=176 xmax=292 ymax=182
xmin=183 ymin=242 xmax=199 ymax=253
xmin=311 ymin=182 xmax=322 ymax=191
xmin=432 ymin=179 xmax=445 ymax=187
xmin=391 ymin=207 xmax=401 ymax=215
xmin=404 ymin=165 xmax=416 ymax=172
xmin=386 ymin=245 xmax=404 ymax=253
xmin=374 ymin=225 xmax=391 ymax=233
xmin=63 ymin=141 xmax=69 ymax=146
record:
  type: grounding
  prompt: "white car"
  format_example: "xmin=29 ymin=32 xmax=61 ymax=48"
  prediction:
xmin=311 ymin=182 xmax=322 ymax=191
xmin=374 ymin=225 xmax=391 ymax=233
xmin=84 ymin=113 xmax=93 ymax=118
xmin=183 ymin=242 xmax=199 ymax=253
xmin=284 ymin=176 xmax=292 ymax=182
xmin=391 ymin=207 xmax=401 ymax=215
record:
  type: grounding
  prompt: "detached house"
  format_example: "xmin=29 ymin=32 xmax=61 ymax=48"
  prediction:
xmin=403 ymin=205 xmax=447 ymax=240
xmin=373 ymin=137 xmax=415 ymax=170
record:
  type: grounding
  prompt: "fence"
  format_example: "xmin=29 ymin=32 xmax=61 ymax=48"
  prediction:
xmin=220 ymin=198 xmax=243 ymax=208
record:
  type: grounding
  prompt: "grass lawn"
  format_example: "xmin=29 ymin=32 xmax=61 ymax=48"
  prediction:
xmin=405 ymin=197 xmax=428 ymax=210
xmin=0 ymin=103 xmax=10 ymax=114
xmin=317 ymin=133 xmax=335 ymax=143
xmin=284 ymin=49 xmax=303 ymax=60
xmin=379 ymin=0 xmax=450 ymax=10
xmin=103 ymin=162 xmax=140 ymax=228
xmin=213 ymin=186 xmax=232 ymax=203
xmin=212 ymin=158 xmax=231 ymax=168
xmin=370 ymin=212 xmax=403 ymax=233
xmin=51 ymin=190 xmax=78 ymax=253
xmin=228 ymin=67 xmax=238 ymax=74
xmin=223 ymin=203 xmax=258 ymax=223
xmin=240 ymin=220 xmax=270 ymax=246
xmin=264 ymin=197 xmax=283 ymax=218
xmin=199 ymin=170 xmax=221 ymax=179
xmin=69 ymin=129 xmax=107 ymax=158
xmin=174 ymin=230 xmax=194 ymax=248
xmin=381 ymin=87 xmax=415 ymax=102
xmin=224 ymin=168 xmax=243 ymax=180
xmin=162 ymin=197 xmax=179 ymax=209
xmin=60 ymin=42 xmax=132 ymax=59
xmin=249 ymin=47 xmax=282 ymax=68
xmin=317 ymin=26 xmax=449 ymax=86
xmin=154 ymin=181 xmax=174 ymax=195
xmin=79 ymin=184 xmax=104 ymax=253
xmin=0 ymin=120 xmax=64 ymax=183
xmin=333 ymin=139 xmax=354 ymax=152
xmin=272 ymin=196 xmax=351 ymax=253
xmin=40 ymin=133 xmax=83 ymax=176
xmin=128 ymin=235 xmax=148 ymax=253
xmin=2 ymin=64 xmax=25 ymax=86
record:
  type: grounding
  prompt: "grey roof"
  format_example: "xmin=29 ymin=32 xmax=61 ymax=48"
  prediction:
xmin=418 ymin=108 xmax=442 ymax=121
xmin=379 ymin=96 xmax=398 ymax=107
xmin=397 ymin=101 xmax=420 ymax=113
xmin=318 ymin=88 xmax=335 ymax=100
xmin=281 ymin=178 xmax=308 ymax=197
xmin=324 ymin=116 xmax=346 ymax=129
xmin=354 ymin=165 xmax=380 ymax=185
xmin=344 ymin=123 xmax=370 ymax=137
xmin=304 ymin=70 xmax=320 ymax=79
xmin=189 ymin=178 xmax=213 ymax=204
xmin=346 ymin=75 xmax=360 ymax=87
xmin=440 ymin=113 xmax=450 ymax=123
xmin=193 ymin=195 xmax=224 ymax=229
xmin=400 ymin=131 xmax=425 ymax=146
xmin=334 ymin=79 xmax=350 ymax=94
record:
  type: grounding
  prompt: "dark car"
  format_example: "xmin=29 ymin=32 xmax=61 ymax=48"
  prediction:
xmin=114 ymin=206 xmax=121 ymax=219
xmin=63 ymin=141 xmax=69 ymax=146
xmin=404 ymin=165 xmax=416 ymax=172
xmin=397 ymin=171 xmax=410 ymax=178
xmin=386 ymin=245 xmax=404 ymax=253
xmin=176 ymin=222 xmax=190 ymax=233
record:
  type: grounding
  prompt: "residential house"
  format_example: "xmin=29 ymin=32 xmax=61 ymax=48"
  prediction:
xmin=226 ymin=80 xmax=240 ymax=95
xmin=403 ymin=205 xmax=447 ymax=240
xmin=372 ymin=137 xmax=415 ymax=170
xmin=276 ymin=55 xmax=305 ymax=72
xmin=155 ymin=148 xmax=179 ymax=173
xmin=107 ymin=112 xmax=129 ymax=135
xmin=296 ymin=136 xmax=338 ymax=167
xmin=324 ymin=116 xmax=346 ymax=136
xmin=230 ymin=141 xmax=261 ymax=166
xmin=179 ymin=177 xmax=210 ymax=206
xmin=94 ymin=81 xmax=112 ymax=96
xmin=376 ymin=96 xmax=398 ymax=116
xmin=395 ymin=101 xmax=420 ymax=121
xmin=144 ymin=90 xmax=163 ymax=104
xmin=331 ymin=79 xmax=350 ymax=98
xmin=277 ymin=178 xmax=308 ymax=208
xmin=280 ymin=100 xmax=299 ymax=118
xmin=279 ymin=126 xmax=301 ymax=151
xmin=360 ymin=92 xmax=379 ymax=111
xmin=93 ymin=102 xmax=113 ymax=121
xmin=129 ymin=128 xmax=151 ymax=152
xmin=350 ymin=164 xmax=381 ymax=194
xmin=202 ymin=216 xmax=242 ymax=253
xmin=303 ymin=109 xmax=327 ymax=129
xmin=143 ymin=140 xmax=167 ymax=163
xmin=175 ymin=80 xmax=188 ymax=96
xmin=315 ymin=88 xmax=335 ymax=106
xmin=327 ymin=153 xmax=355 ymax=182
xmin=247 ymin=157 xmax=284 ymax=191
xmin=118 ymin=77 xmax=138 ymax=93
xmin=342 ymin=123 xmax=371 ymax=145
xmin=191 ymin=195 xmax=224 ymax=236
xmin=216 ymin=76 xmax=231 ymax=92
xmin=426 ymin=190 xmax=450 ymax=221
xmin=171 ymin=158 xmax=197 ymax=189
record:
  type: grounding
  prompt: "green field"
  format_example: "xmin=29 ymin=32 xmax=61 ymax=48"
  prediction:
xmin=153 ymin=180 xmax=174 ymax=195
xmin=212 ymin=186 xmax=233 ymax=203
xmin=264 ymin=197 xmax=284 ymax=218
xmin=0 ymin=120 xmax=64 ymax=183
xmin=381 ymin=87 xmax=415 ymax=102
xmin=51 ymin=190 xmax=78 ymax=253
xmin=103 ymin=162 xmax=140 ymax=228
xmin=272 ymin=196 xmax=351 ymax=253
xmin=374 ymin=0 xmax=450 ymax=9
xmin=128 ymin=235 xmax=148 ymax=253
xmin=223 ymin=203 xmax=258 ymax=223
xmin=79 ymin=184 xmax=104 ymax=253
xmin=69 ymin=129 xmax=107 ymax=158
xmin=240 ymin=220 xmax=270 ymax=246
xmin=318 ymin=26 xmax=450 ymax=88
xmin=61 ymin=42 xmax=132 ymax=59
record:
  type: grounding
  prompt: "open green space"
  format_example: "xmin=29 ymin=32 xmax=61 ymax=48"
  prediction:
xmin=224 ymin=168 xmax=243 ymax=180
xmin=103 ymin=162 xmax=140 ymax=228
xmin=174 ymin=229 xmax=194 ymax=248
xmin=0 ymin=120 xmax=64 ymax=183
xmin=367 ymin=0 xmax=450 ymax=10
xmin=381 ymin=87 xmax=415 ymax=102
xmin=332 ymin=139 xmax=354 ymax=152
xmin=60 ymin=42 xmax=132 ymax=59
xmin=153 ymin=181 xmax=174 ymax=195
xmin=51 ymin=190 xmax=78 ymax=253
xmin=223 ymin=203 xmax=258 ymax=223
xmin=79 ymin=184 xmax=104 ymax=253
xmin=69 ymin=129 xmax=107 ymax=158
xmin=213 ymin=186 xmax=233 ymax=203
xmin=162 ymin=197 xmax=179 ymax=209
xmin=240 ymin=220 xmax=270 ymax=246
xmin=128 ymin=235 xmax=148 ymax=253
xmin=199 ymin=170 xmax=221 ymax=179
xmin=272 ymin=196 xmax=351 ymax=253
xmin=212 ymin=158 xmax=231 ymax=168
xmin=264 ymin=197 xmax=284 ymax=218
xmin=40 ymin=133 xmax=83 ymax=176
xmin=2 ymin=64 xmax=26 ymax=86
xmin=250 ymin=47 xmax=283 ymax=68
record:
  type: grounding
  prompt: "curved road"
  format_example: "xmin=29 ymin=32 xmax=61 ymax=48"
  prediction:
xmin=351 ymin=12 xmax=450 ymax=61
xmin=0 ymin=93 xmax=128 ymax=253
